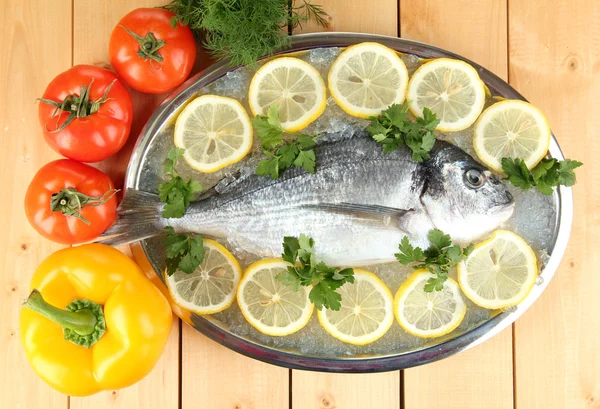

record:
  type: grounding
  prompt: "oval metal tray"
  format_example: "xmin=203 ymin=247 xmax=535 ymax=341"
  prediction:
xmin=125 ymin=33 xmax=573 ymax=372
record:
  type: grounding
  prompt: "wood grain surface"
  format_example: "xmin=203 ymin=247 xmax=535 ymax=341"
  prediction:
xmin=1 ymin=0 xmax=597 ymax=408
xmin=510 ymin=1 xmax=600 ymax=408
xmin=0 ymin=1 xmax=70 ymax=409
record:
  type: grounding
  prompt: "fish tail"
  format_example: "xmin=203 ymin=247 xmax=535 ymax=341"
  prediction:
xmin=98 ymin=189 xmax=164 ymax=246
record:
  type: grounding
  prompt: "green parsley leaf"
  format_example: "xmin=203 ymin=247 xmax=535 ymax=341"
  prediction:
xmin=252 ymin=104 xmax=284 ymax=150
xmin=423 ymin=273 xmax=447 ymax=292
xmin=331 ymin=268 xmax=355 ymax=284
xmin=395 ymin=237 xmax=424 ymax=264
xmin=256 ymin=156 xmax=280 ymax=179
xmin=502 ymin=156 xmax=582 ymax=195
xmin=395 ymin=229 xmax=473 ymax=292
xmin=163 ymin=226 xmax=205 ymax=276
xmin=254 ymin=104 xmax=319 ymax=179
xmin=367 ymin=103 xmax=440 ymax=162
xmin=282 ymin=236 xmax=301 ymax=264
xmin=275 ymin=269 xmax=302 ymax=292
xmin=163 ymin=147 xmax=184 ymax=174
xmin=557 ymin=159 xmax=583 ymax=186
xmin=293 ymin=150 xmax=316 ymax=173
xmin=309 ymin=282 xmax=342 ymax=311
xmin=296 ymin=134 xmax=317 ymax=149
xmin=463 ymin=243 xmax=475 ymax=257
xmin=276 ymin=235 xmax=354 ymax=310
xmin=158 ymin=147 xmax=203 ymax=218
xmin=278 ymin=144 xmax=300 ymax=168
xmin=419 ymin=108 xmax=440 ymax=131
xmin=297 ymin=234 xmax=315 ymax=265
xmin=427 ymin=229 xmax=452 ymax=253
xmin=445 ymin=245 xmax=463 ymax=264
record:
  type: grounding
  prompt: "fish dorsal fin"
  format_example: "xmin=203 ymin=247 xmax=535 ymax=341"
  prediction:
xmin=304 ymin=203 xmax=413 ymax=229
xmin=197 ymin=170 xmax=251 ymax=200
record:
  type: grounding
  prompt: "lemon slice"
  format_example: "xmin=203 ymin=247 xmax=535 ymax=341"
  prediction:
xmin=237 ymin=259 xmax=314 ymax=336
xmin=248 ymin=57 xmax=326 ymax=132
xmin=394 ymin=270 xmax=466 ymax=338
xmin=328 ymin=42 xmax=409 ymax=118
xmin=317 ymin=269 xmax=394 ymax=346
xmin=473 ymin=100 xmax=551 ymax=173
xmin=407 ymin=58 xmax=486 ymax=132
xmin=166 ymin=239 xmax=242 ymax=314
xmin=174 ymin=95 xmax=253 ymax=173
xmin=457 ymin=230 xmax=537 ymax=309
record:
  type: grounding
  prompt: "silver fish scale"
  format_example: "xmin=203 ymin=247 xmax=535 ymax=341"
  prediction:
xmin=168 ymin=137 xmax=430 ymax=266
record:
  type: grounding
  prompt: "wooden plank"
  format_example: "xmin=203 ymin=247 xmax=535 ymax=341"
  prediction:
xmin=290 ymin=2 xmax=400 ymax=408
xmin=401 ymin=0 xmax=507 ymax=73
xmin=405 ymin=329 xmax=513 ymax=409
xmin=400 ymin=1 xmax=514 ymax=408
xmin=69 ymin=1 xmax=179 ymax=408
xmin=292 ymin=0 xmax=397 ymax=36
xmin=182 ymin=327 xmax=289 ymax=408
xmin=292 ymin=371 xmax=400 ymax=409
xmin=510 ymin=1 xmax=599 ymax=408
xmin=0 ymin=0 xmax=71 ymax=408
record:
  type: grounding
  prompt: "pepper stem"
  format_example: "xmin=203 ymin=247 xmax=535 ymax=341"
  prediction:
xmin=23 ymin=290 xmax=106 ymax=348
xmin=50 ymin=187 xmax=119 ymax=225
xmin=119 ymin=25 xmax=165 ymax=67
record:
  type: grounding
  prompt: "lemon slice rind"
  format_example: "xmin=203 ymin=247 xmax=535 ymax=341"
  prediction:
xmin=394 ymin=270 xmax=466 ymax=339
xmin=248 ymin=57 xmax=326 ymax=132
xmin=328 ymin=42 xmax=409 ymax=118
xmin=473 ymin=100 xmax=551 ymax=173
xmin=174 ymin=95 xmax=253 ymax=173
xmin=407 ymin=58 xmax=486 ymax=132
xmin=317 ymin=269 xmax=394 ymax=346
xmin=166 ymin=239 xmax=242 ymax=315
xmin=457 ymin=230 xmax=538 ymax=310
xmin=237 ymin=258 xmax=314 ymax=336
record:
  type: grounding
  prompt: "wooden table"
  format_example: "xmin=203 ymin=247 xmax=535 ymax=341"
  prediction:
xmin=1 ymin=0 xmax=598 ymax=408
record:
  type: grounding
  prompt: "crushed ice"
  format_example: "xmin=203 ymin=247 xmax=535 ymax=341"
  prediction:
xmin=138 ymin=47 xmax=559 ymax=358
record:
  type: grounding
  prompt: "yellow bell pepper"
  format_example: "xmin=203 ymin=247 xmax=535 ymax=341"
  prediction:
xmin=20 ymin=244 xmax=173 ymax=396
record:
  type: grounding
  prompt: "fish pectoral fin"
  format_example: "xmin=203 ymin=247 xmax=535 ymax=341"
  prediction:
xmin=305 ymin=203 xmax=414 ymax=229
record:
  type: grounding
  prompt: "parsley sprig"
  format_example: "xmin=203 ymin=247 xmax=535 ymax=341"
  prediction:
xmin=253 ymin=104 xmax=318 ymax=179
xmin=276 ymin=235 xmax=354 ymax=310
xmin=164 ymin=227 xmax=205 ymax=276
xmin=501 ymin=157 xmax=582 ymax=195
xmin=158 ymin=147 xmax=203 ymax=218
xmin=367 ymin=103 xmax=440 ymax=162
xmin=395 ymin=229 xmax=474 ymax=292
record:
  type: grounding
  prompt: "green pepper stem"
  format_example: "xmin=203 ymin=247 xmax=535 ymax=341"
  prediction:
xmin=23 ymin=290 xmax=107 ymax=348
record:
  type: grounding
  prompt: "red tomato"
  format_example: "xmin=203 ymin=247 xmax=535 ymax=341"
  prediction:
xmin=38 ymin=65 xmax=133 ymax=163
xmin=24 ymin=160 xmax=118 ymax=245
xmin=109 ymin=8 xmax=196 ymax=94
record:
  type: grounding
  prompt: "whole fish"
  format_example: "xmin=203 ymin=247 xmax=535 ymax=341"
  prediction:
xmin=101 ymin=134 xmax=514 ymax=266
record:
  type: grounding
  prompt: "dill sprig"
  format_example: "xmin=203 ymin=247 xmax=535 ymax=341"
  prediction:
xmin=163 ymin=0 xmax=330 ymax=67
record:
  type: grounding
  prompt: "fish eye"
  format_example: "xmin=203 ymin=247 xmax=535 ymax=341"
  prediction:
xmin=464 ymin=169 xmax=486 ymax=188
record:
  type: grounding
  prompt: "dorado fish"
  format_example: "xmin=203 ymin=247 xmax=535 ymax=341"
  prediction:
xmin=101 ymin=133 xmax=514 ymax=266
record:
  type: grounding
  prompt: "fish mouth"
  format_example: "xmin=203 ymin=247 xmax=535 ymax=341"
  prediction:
xmin=489 ymin=201 xmax=515 ymax=221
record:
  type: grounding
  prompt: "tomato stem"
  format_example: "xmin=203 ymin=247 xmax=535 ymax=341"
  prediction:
xmin=37 ymin=79 xmax=116 ymax=133
xmin=22 ymin=290 xmax=106 ymax=348
xmin=50 ymin=187 xmax=119 ymax=225
xmin=119 ymin=25 xmax=165 ymax=67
